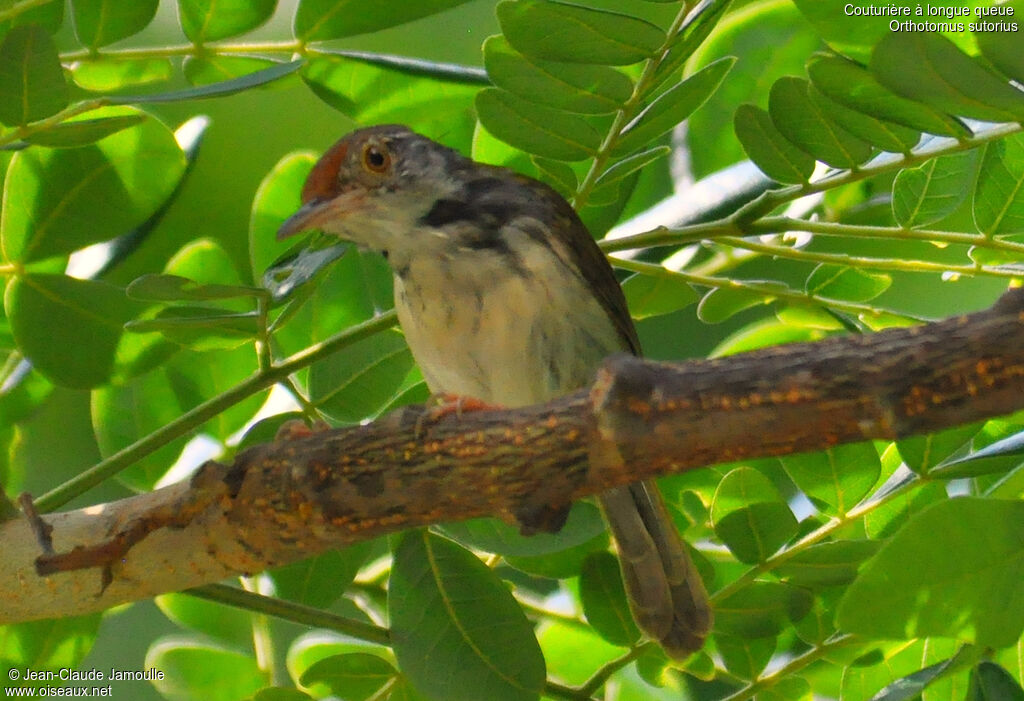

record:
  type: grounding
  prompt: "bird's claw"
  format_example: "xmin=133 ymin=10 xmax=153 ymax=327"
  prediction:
xmin=414 ymin=393 xmax=502 ymax=439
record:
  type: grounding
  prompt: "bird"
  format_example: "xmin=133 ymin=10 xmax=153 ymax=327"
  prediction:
xmin=277 ymin=124 xmax=712 ymax=658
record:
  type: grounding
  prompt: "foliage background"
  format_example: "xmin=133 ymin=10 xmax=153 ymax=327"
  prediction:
xmin=1 ymin=0 xmax=1023 ymax=700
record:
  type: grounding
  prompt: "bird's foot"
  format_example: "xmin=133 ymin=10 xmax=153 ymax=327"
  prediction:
xmin=415 ymin=393 xmax=503 ymax=438
xmin=275 ymin=418 xmax=330 ymax=442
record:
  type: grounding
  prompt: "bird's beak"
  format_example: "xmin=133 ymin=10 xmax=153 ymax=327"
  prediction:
xmin=277 ymin=198 xmax=333 ymax=240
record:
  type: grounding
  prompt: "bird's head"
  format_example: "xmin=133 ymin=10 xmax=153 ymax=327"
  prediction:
xmin=277 ymin=124 xmax=469 ymax=253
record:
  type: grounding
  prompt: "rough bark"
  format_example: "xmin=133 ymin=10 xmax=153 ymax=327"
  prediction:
xmin=3 ymin=288 xmax=1024 ymax=624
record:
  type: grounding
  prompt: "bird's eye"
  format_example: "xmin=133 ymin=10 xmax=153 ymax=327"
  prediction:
xmin=362 ymin=144 xmax=391 ymax=173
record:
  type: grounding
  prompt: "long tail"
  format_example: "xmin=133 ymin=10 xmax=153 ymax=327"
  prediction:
xmin=597 ymin=481 xmax=713 ymax=658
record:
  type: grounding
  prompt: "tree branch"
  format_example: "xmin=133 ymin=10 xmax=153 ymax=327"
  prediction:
xmin=3 ymin=288 xmax=1024 ymax=624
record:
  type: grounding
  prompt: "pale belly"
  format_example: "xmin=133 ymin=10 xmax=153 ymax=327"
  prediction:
xmin=393 ymin=258 xmax=625 ymax=408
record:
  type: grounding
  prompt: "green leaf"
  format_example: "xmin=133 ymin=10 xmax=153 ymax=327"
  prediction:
xmin=685 ymin=1 xmax=821 ymax=178
xmin=531 ymin=156 xmax=577 ymax=198
xmin=774 ymin=540 xmax=881 ymax=588
xmin=24 ymin=113 xmax=146 ymax=148
xmin=579 ymin=550 xmax=641 ymax=647
xmin=594 ymin=146 xmax=670 ymax=189
xmin=934 ymin=426 xmax=1024 ymax=478
xmin=805 ymin=264 xmax=891 ymax=303
xmin=127 ymin=274 xmax=267 ymax=302
xmin=72 ymin=0 xmax=158 ymax=48
xmin=270 ymin=543 xmax=373 ymax=608
xmin=105 ymin=59 xmax=303 ymax=103
xmin=308 ymin=328 xmax=416 ymax=423
xmin=0 ymin=615 xmax=101 ymax=682
xmin=1 ymin=111 xmax=185 ymax=263
xmin=614 ymin=57 xmax=734 ymax=157
xmin=622 ymin=272 xmax=698 ymax=320
xmin=715 ymin=582 xmax=812 ymax=638
xmin=155 ymin=593 xmax=253 ymax=648
xmin=716 ymin=633 xmax=775 ymax=681
xmin=71 ymin=58 xmax=173 ymax=91
xmin=249 ymin=151 xmax=317 ymax=279
xmin=697 ymin=282 xmax=791 ymax=323
xmin=966 ymin=661 xmax=1024 ymax=701
xmin=975 ymin=1 xmax=1024 ymax=84
xmin=768 ymin=76 xmax=873 ymax=170
xmin=838 ymin=497 xmax=1024 ymax=648
xmin=711 ymin=466 xmax=798 ymax=564
xmin=483 ymin=35 xmax=631 ymax=115
xmin=504 ymin=532 xmax=609 ymax=579
xmin=126 ymin=308 xmax=260 ymax=348
xmin=807 ymin=53 xmax=968 ymax=139
xmin=389 ymin=530 xmax=545 ymax=701
xmin=782 ymin=442 xmax=880 ymax=515
xmin=893 ymin=151 xmax=980 ymax=229
xmin=870 ymin=647 xmax=982 ymax=701
xmin=252 ymin=689 xmax=314 ymax=701
xmin=0 ymin=1 xmax=64 ymax=43
xmin=870 ymin=33 xmax=1024 ymax=123
xmin=897 ymin=422 xmax=981 ymax=475
xmin=183 ymin=56 xmax=278 ymax=86
xmin=757 ymin=676 xmax=812 ymax=701
xmin=809 ymin=84 xmax=920 ymax=154
xmin=476 ymin=87 xmax=601 ymax=161
xmin=973 ymin=132 xmax=1024 ymax=236
xmin=6 ymin=275 xmax=143 ymax=388
xmin=0 ymin=25 xmax=67 ymax=126
xmin=440 ymin=501 xmax=605 ymax=557
xmin=178 ymin=0 xmax=276 ymax=42
xmin=734 ymin=104 xmax=814 ymax=184
xmin=302 ymin=56 xmax=477 ymax=145
xmin=496 ymin=0 xmax=665 ymax=66
xmin=294 ymin=0 xmax=475 ymax=41
xmin=147 ymin=637 xmax=265 ymax=701
xmin=299 ymin=653 xmax=396 ymax=701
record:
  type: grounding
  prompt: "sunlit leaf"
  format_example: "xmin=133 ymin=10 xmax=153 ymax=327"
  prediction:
xmin=839 ymin=497 xmax=1024 ymax=648
xmin=299 ymin=653 xmax=396 ymax=701
xmin=782 ymin=441 xmax=880 ymax=515
xmin=72 ymin=0 xmax=158 ymax=48
xmin=71 ymin=58 xmax=173 ymax=92
xmin=147 ymin=638 xmax=264 ymax=701
xmin=805 ymin=264 xmax=891 ymax=303
xmin=178 ymin=0 xmax=276 ymax=42
xmin=182 ymin=56 xmax=278 ymax=86
xmin=0 ymin=25 xmax=67 ymax=126
xmin=870 ymin=33 xmax=1024 ymax=123
xmin=973 ymin=132 xmax=1024 ymax=236
xmin=893 ymin=151 xmax=980 ymax=229
xmin=6 ymin=275 xmax=144 ymax=388
xmin=1 ymin=114 xmax=185 ymax=263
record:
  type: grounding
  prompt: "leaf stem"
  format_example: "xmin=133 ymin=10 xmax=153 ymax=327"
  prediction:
xmin=732 ymin=122 xmax=1022 ymax=224
xmin=609 ymin=256 xmax=918 ymax=320
xmin=720 ymin=634 xmax=859 ymax=701
xmin=187 ymin=583 xmax=391 ymax=645
xmin=712 ymin=472 xmax=928 ymax=604
xmin=33 ymin=311 xmax=397 ymax=512
xmin=572 ymin=1 xmax=697 ymax=210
